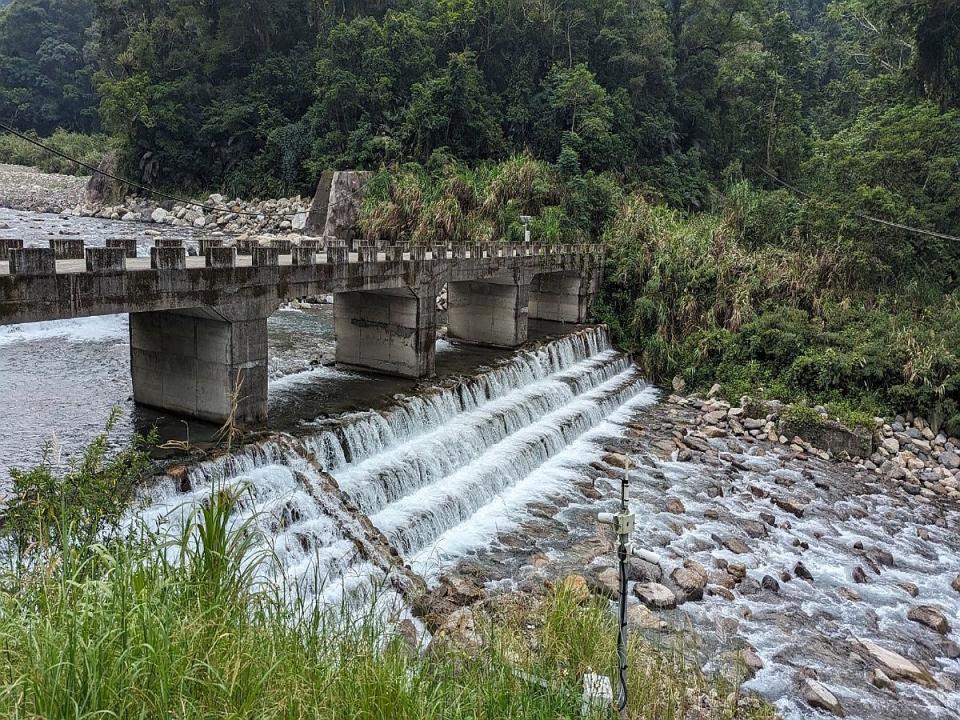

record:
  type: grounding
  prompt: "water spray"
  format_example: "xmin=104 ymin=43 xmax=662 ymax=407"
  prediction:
xmin=597 ymin=459 xmax=634 ymax=718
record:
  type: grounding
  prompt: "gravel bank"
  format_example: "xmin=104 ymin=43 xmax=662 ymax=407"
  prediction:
xmin=0 ymin=164 xmax=87 ymax=214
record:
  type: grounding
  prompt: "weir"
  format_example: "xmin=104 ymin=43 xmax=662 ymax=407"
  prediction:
xmin=0 ymin=240 xmax=603 ymax=426
xmin=135 ymin=327 xmax=655 ymax=609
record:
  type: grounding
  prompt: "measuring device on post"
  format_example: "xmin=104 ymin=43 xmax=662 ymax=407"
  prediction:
xmin=597 ymin=458 xmax=635 ymax=719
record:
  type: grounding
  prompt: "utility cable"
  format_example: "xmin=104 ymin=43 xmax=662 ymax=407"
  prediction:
xmin=0 ymin=121 xmax=365 ymax=220
xmin=756 ymin=164 xmax=960 ymax=243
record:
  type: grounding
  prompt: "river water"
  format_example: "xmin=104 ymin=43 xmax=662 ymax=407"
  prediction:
xmin=2 ymin=207 xmax=958 ymax=719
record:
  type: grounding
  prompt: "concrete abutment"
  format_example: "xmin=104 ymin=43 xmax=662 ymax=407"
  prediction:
xmin=447 ymin=274 xmax=529 ymax=348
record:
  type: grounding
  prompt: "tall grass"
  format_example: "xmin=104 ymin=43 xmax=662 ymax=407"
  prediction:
xmin=0 ymin=433 xmax=773 ymax=719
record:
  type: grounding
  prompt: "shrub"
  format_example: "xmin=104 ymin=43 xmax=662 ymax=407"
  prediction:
xmin=0 ymin=130 xmax=111 ymax=175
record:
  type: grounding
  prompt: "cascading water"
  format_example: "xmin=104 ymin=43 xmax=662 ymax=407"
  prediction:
xmin=134 ymin=326 xmax=657 ymax=610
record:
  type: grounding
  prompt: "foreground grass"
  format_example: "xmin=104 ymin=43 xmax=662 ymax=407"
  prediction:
xmin=0 ymin=428 xmax=773 ymax=719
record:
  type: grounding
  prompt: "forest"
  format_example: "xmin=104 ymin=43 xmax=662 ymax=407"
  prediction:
xmin=0 ymin=0 xmax=958 ymax=429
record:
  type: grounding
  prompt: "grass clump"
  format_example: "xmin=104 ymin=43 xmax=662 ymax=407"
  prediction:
xmin=0 ymin=129 xmax=110 ymax=175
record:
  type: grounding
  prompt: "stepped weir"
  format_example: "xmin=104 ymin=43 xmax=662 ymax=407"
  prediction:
xmin=0 ymin=239 xmax=603 ymax=426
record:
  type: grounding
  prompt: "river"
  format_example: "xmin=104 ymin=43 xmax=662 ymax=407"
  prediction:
xmin=1 ymin=207 xmax=958 ymax=719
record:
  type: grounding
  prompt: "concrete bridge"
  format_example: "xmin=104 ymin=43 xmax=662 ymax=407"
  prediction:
xmin=0 ymin=238 xmax=603 ymax=427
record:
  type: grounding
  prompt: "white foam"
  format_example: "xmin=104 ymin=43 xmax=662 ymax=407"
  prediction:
xmin=0 ymin=314 xmax=128 ymax=346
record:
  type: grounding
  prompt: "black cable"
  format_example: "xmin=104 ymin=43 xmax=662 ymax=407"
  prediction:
xmin=0 ymin=121 xmax=365 ymax=221
xmin=756 ymin=164 xmax=960 ymax=243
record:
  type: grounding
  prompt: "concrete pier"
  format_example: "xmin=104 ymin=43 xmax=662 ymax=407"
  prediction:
xmin=9 ymin=248 xmax=56 ymax=275
xmin=129 ymin=299 xmax=277 ymax=426
xmin=50 ymin=238 xmax=84 ymax=259
xmin=529 ymin=270 xmax=597 ymax=323
xmin=334 ymin=284 xmax=437 ymax=377
xmin=0 ymin=239 xmax=24 ymax=260
xmin=85 ymin=247 xmax=127 ymax=272
xmin=447 ymin=274 xmax=529 ymax=347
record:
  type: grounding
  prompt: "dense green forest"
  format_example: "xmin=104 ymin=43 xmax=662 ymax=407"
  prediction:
xmin=0 ymin=0 xmax=958 ymax=429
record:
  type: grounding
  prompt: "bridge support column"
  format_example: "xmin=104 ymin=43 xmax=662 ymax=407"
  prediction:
xmin=334 ymin=284 xmax=437 ymax=377
xmin=129 ymin=299 xmax=278 ymax=426
xmin=447 ymin=275 xmax=528 ymax=347
xmin=528 ymin=270 xmax=597 ymax=323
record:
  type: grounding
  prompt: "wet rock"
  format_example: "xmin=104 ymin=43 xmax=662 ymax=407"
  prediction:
xmin=739 ymin=577 xmax=761 ymax=595
xmin=761 ymin=575 xmax=781 ymax=593
xmin=742 ymin=520 xmax=768 ymax=539
xmin=943 ymin=640 xmax=960 ymax=659
xmin=603 ymin=452 xmax=632 ymax=470
xmin=702 ymin=426 xmax=727 ymax=439
xmin=855 ymin=638 xmax=937 ymax=687
xmin=704 ymin=509 xmax=721 ymax=520
xmin=440 ymin=575 xmax=486 ymax=606
xmin=633 ymin=582 xmax=678 ymax=609
xmin=952 ymin=575 xmax=960 ymax=594
xmin=706 ymin=585 xmax=735 ymax=601
xmin=897 ymin=582 xmax=919 ymax=598
xmin=759 ymin=511 xmax=776 ymax=526
xmin=587 ymin=567 xmax=621 ymax=600
xmin=907 ymin=605 xmax=950 ymax=635
xmin=771 ymin=495 xmax=806 ymax=517
xmin=626 ymin=557 xmax=662 ymax=583
xmin=852 ymin=566 xmax=870 ymax=584
xmin=670 ymin=562 xmax=707 ymax=601
xmin=802 ymin=678 xmax=844 ymax=716
xmin=868 ymin=668 xmax=895 ymax=690
xmin=664 ymin=497 xmax=685 ymax=514
xmin=727 ymin=562 xmax=747 ymax=580
xmin=794 ymin=562 xmax=814 ymax=582
xmin=719 ymin=536 xmax=751 ymax=554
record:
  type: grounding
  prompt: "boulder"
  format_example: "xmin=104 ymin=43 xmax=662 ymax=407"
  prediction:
xmin=603 ymin=452 xmax=632 ymax=470
xmin=633 ymin=582 xmax=677 ymax=609
xmin=558 ymin=574 xmax=591 ymax=603
xmin=626 ymin=557 xmax=662 ymax=584
xmin=670 ymin=563 xmax=707 ymax=601
xmin=771 ymin=496 xmax=806 ymax=517
xmin=855 ymin=638 xmax=937 ymax=687
xmin=432 ymin=608 xmax=483 ymax=654
xmin=802 ymin=679 xmax=844 ymax=716
xmin=664 ymin=497 xmax=685 ymax=514
xmin=720 ymin=536 xmax=751 ymax=554
xmin=907 ymin=605 xmax=950 ymax=635
xmin=150 ymin=207 xmax=170 ymax=223
xmin=868 ymin=669 xmax=895 ymax=690
xmin=626 ymin=604 xmax=668 ymax=630
xmin=587 ymin=567 xmax=621 ymax=600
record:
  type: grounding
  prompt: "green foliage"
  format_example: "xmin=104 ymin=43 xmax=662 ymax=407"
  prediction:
xmin=781 ymin=401 xmax=826 ymax=434
xmin=3 ymin=409 xmax=154 ymax=560
xmin=0 ymin=0 xmax=99 ymax=134
xmin=0 ymin=129 xmax=110 ymax=175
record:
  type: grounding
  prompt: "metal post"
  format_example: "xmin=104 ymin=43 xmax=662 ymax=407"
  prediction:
xmin=598 ymin=461 xmax=633 ymax=718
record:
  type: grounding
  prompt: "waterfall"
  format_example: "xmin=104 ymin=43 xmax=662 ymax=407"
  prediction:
xmin=134 ymin=326 xmax=657 ymax=608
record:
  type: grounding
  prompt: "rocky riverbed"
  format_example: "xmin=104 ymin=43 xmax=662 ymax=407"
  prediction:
xmin=0 ymin=162 xmax=311 ymax=236
xmin=423 ymin=393 xmax=960 ymax=719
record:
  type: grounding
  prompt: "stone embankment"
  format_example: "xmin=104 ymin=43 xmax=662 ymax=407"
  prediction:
xmin=684 ymin=386 xmax=960 ymax=502
xmin=0 ymin=163 xmax=311 ymax=235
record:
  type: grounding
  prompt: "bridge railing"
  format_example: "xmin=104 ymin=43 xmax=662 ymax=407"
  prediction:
xmin=1 ymin=236 xmax=604 ymax=276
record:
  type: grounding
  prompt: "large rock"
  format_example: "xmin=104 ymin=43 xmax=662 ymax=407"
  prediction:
xmin=670 ymin=562 xmax=707 ymax=601
xmin=802 ymin=679 xmax=844 ymax=716
xmin=626 ymin=603 xmax=668 ymax=630
xmin=306 ymin=170 xmax=372 ymax=240
xmin=907 ymin=605 xmax=950 ymax=635
xmin=587 ymin=566 xmax=621 ymax=600
xmin=633 ymin=582 xmax=677 ymax=609
xmin=432 ymin=608 xmax=483 ymax=655
xmin=626 ymin=557 xmax=662 ymax=583
xmin=782 ymin=417 xmax=873 ymax=457
xmin=84 ymin=151 xmax=126 ymax=205
xmin=150 ymin=207 xmax=170 ymax=223
xmin=855 ymin=638 xmax=937 ymax=687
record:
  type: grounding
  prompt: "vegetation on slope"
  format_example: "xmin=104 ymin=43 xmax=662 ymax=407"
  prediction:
xmin=0 ymin=424 xmax=772 ymax=720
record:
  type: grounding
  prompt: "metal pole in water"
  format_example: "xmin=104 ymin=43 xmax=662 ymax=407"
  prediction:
xmin=598 ymin=460 xmax=634 ymax=718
